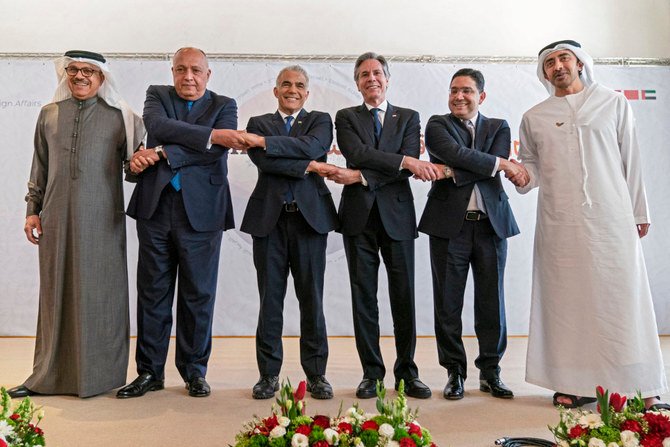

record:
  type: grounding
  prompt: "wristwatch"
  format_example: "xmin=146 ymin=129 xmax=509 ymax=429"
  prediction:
xmin=443 ymin=166 xmax=453 ymax=178
xmin=154 ymin=145 xmax=165 ymax=159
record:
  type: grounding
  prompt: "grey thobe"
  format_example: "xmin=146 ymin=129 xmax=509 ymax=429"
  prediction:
xmin=24 ymin=96 xmax=136 ymax=397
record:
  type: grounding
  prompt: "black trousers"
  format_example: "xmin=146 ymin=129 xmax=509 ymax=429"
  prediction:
xmin=253 ymin=209 xmax=328 ymax=377
xmin=430 ymin=218 xmax=508 ymax=380
xmin=135 ymin=187 xmax=222 ymax=381
xmin=343 ymin=203 xmax=418 ymax=382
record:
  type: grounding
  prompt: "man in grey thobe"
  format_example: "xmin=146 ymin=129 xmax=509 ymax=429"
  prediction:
xmin=8 ymin=50 xmax=143 ymax=398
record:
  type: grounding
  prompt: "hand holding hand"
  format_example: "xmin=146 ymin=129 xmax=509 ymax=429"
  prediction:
xmin=500 ymin=159 xmax=529 ymax=187
xmin=326 ymin=167 xmax=363 ymax=185
xmin=130 ymin=148 xmax=161 ymax=174
xmin=402 ymin=157 xmax=442 ymax=181
xmin=307 ymin=161 xmax=339 ymax=177
xmin=212 ymin=129 xmax=251 ymax=150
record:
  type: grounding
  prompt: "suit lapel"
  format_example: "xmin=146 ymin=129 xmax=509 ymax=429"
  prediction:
xmin=272 ymin=112 xmax=286 ymax=136
xmin=355 ymin=104 xmax=376 ymax=145
xmin=293 ymin=109 xmax=308 ymax=136
xmin=377 ymin=103 xmax=397 ymax=151
xmin=474 ymin=115 xmax=490 ymax=152
xmin=447 ymin=114 xmax=470 ymax=148
xmin=185 ymin=90 xmax=211 ymax=124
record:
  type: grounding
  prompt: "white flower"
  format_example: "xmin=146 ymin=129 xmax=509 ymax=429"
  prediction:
xmin=270 ymin=426 xmax=287 ymax=439
xmin=588 ymin=438 xmax=606 ymax=447
xmin=608 ymin=443 xmax=620 ymax=447
xmin=557 ymin=441 xmax=570 ymax=447
xmin=353 ymin=438 xmax=364 ymax=447
xmin=346 ymin=407 xmax=364 ymax=421
xmin=579 ymin=413 xmax=604 ymax=429
xmin=0 ymin=420 xmax=14 ymax=437
xmin=620 ymin=430 xmax=640 ymax=447
xmin=324 ymin=428 xmax=340 ymax=445
xmin=378 ymin=423 xmax=395 ymax=438
xmin=278 ymin=416 xmax=290 ymax=427
xmin=662 ymin=437 xmax=670 ymax=447
xmin=292 ymin=433 xmax=309 ymax=447
xmin=388 ymin=441 xmax=400 ymax=447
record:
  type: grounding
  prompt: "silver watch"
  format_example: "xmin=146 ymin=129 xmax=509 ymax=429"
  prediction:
xmin=154 ymin=145 xmax=164 ymax=159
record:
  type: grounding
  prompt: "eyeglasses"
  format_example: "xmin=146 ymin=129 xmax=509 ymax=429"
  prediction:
xmin=65 ymin=66 xmax=101 ymax=77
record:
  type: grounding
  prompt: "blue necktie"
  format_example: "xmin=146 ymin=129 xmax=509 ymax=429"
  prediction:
xmin=170 ymin=101 xmax=194 ymax=191
xmin=285 ymin=115 xmax=294 ymax=134
xmin=371 ymin=108 xmax=382 ymax=144
xmin=284 ymin=115 xmax=295 ymax=202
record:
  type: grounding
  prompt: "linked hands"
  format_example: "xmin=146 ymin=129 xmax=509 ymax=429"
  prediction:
xmin=307 ymin=161 xmax=363 ymax=185
xmin=500 ymin=158 xmax=530 ymax=187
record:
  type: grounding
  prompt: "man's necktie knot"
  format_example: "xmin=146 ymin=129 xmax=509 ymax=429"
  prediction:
xmin=285 ymin=115 xmax=294 ymax=134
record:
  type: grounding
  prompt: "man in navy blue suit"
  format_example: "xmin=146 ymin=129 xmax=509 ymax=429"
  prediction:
xmin=239 ymin=66 xmax=338 ymax=400
xmin=118 ymin=47 xmax=245 ymax=398
xmin=327 ymin=52 xmax=441 ymax=400
xmin=419 ymin=68 xmax=526 ymax=401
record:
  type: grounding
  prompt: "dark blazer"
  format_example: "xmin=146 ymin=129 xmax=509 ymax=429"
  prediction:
xmin=335 ymin=103 xmax=420 ymax=241
xmin=418 ymin=113 xmax=519 ymax=240
xmin=240 ymin=109 xmax=338 ymax=236
xmin=127 ymin=85 xmax=237 ymax=232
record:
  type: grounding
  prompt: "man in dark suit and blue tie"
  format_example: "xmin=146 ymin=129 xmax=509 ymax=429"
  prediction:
xmin=419 ymin=68 xmax=526 ymax=401
xmin=327 ymin=52 xmax=441 ymax=399
xmin=239 ymin=66 xmax=338 ymax=400
xmin=118 ymin=47 xmax=245 ymax=398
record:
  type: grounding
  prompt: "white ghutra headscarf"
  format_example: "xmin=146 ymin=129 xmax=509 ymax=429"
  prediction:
xmin=536 ymin=39 xmax=595 ymax=95
xmin=52 ymin=50 xmax=143 ymax=160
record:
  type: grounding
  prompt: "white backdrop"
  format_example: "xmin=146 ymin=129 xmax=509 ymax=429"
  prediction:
xmin=1 ymin=59 xmax=668 ymax=336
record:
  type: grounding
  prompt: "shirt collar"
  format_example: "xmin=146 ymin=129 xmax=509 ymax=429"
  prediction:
xmin=364 ymin=100 xmax=388 ymax=113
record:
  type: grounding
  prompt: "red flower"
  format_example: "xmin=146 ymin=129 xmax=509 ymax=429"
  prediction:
xmin=294 ymin=381 xmax=307 ymax=401
xmin=9 ymin=413 xmax=20 ymax=420
xmin=400 ymin=437 xmax=417 ymax=447
xmin=596 ymin=386 xmax=605 ymax=398
xmin=643 ymin=412 xmax=670 ymax=438
xmin=620 ymin=419 xmax=643 ymax=433
xmin=609 ymin=392 xmax=627 ymax=412
xmin=314 ymin=441 xmax=329 ymax=447
xmin=295 ymin=425 xmax=312 ymax=436
xmin=255 ymin=424 xmax=270 ymax=436
xmin=313 ymin=415 xmax=331 ymax=429
xmin=338 ymin=422 xmax=353 ymax=434
xmin=408 ymin=423 xmax=422 ymax=438
xmin=0 ymin=438 xmax=7 ymax=447
xmin=640 ymin=433 xmax=664 ymax=447
xmin=264 ymin=414 xmax=279 ymax=431
xmin=568 ymin=425 xmax=588 ymax=439
xmin=361 ymin=420 xmax=379 ymax=431
xmin=430 ymin=443 xmax=438 ymax=447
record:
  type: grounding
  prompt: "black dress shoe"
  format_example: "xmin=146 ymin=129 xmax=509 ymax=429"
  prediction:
xmin=307 ymin=375 xmax=333 ymax=399
xmin=186 ymin=377 xmax=211 ymax=397
xmin=356 ymin=378 xmax=380 ymax=399
xmin=7 ymin=385 xmax=35 ymax=399
xmin=116 ymin=372 xmax=164 ymax=399
xmin=480 ymin=377 xmax=514 ymax=399
xmin=252 ymin=375 xmax=279 ymax=399
xmin=397 ymin=378 xmax=432 ymax=399
xmin=443 ymin=373 xmax=464 ymax=400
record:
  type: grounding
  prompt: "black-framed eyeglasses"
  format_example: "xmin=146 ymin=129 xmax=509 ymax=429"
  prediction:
xmin=65 ymin=66 xmax=101 ymax=77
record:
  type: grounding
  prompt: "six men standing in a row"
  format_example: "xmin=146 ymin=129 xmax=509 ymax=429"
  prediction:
xmin=9 ymin=42 xmax=668 ymax=412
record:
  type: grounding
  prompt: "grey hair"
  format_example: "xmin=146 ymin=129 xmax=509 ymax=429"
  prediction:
xmin=353 ymin=52 xmax=390 ymax=81
xmin=276 ymin=65 xmax=310 ymax=88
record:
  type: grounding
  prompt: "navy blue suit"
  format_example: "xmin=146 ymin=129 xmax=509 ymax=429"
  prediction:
xmin=240 ymin=109 xmax=337 ymax=377
xmin=127 ymin=85 xmax=237 ymax=381
xmin=335 ymin=103 xmax=421 ymax=382
xmin=418 ymin=113 xmax=519 ymax=380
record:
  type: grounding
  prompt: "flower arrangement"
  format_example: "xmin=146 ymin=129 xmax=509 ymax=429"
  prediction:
xmin=0 ymin=387 xmax=45 ymax=447
xmin=550 ymin=386 xmax=670 ymax=447
xmin=233 ymin=379 xmax=437 ymax=447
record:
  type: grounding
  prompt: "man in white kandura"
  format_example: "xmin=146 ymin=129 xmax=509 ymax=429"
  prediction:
xmin=516 ymin=39 xmax=669 ymax=410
